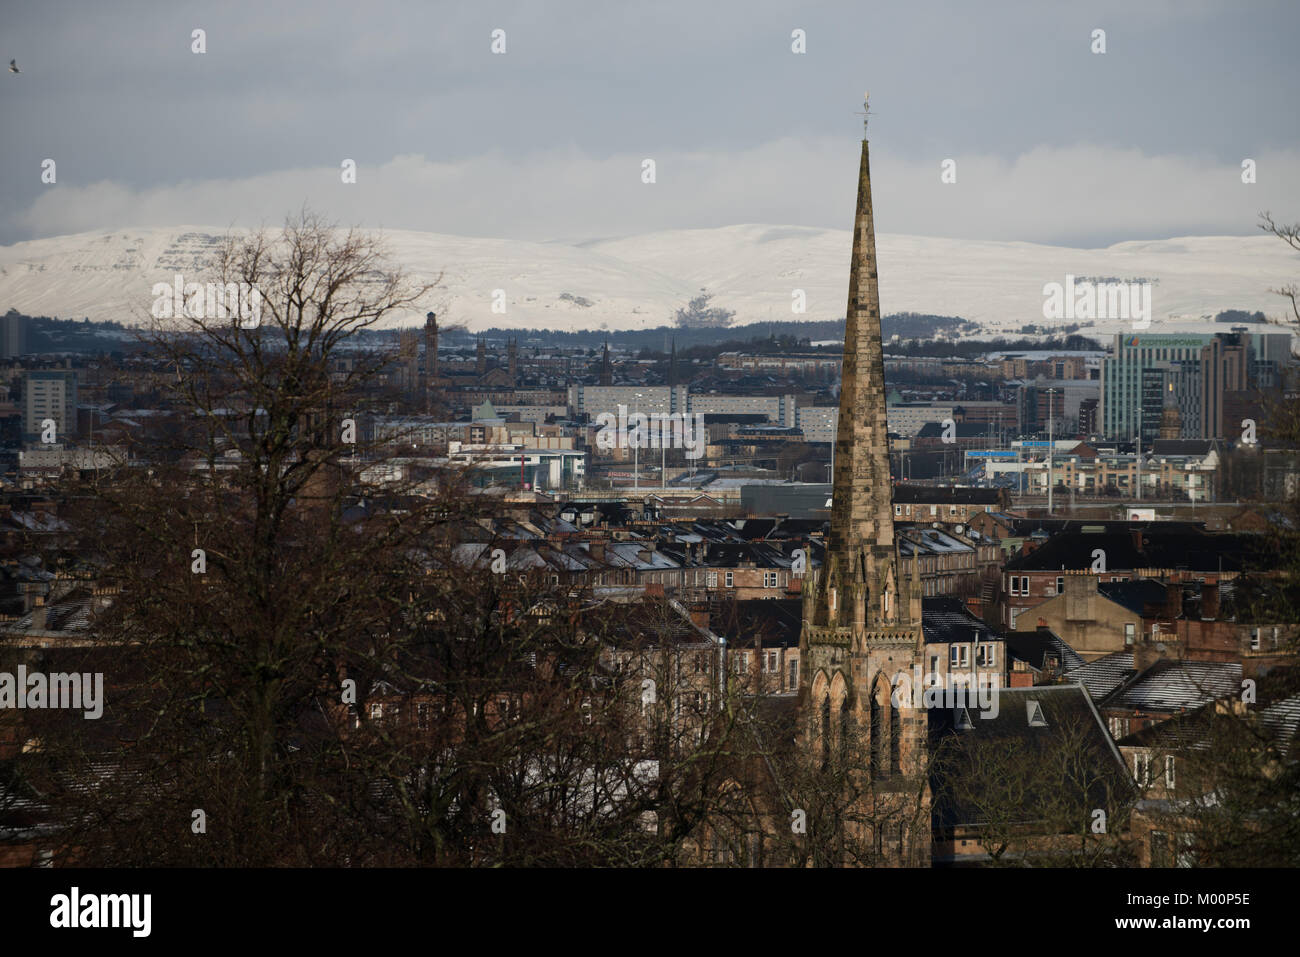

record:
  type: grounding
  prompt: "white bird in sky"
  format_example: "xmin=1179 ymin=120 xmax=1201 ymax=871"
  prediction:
xmin=8 ymin=59 xmax=19 ymax=74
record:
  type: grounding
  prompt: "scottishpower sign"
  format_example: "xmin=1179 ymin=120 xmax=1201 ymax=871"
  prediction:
xmin=1122 ymin=335 xmax=1211 ymax=348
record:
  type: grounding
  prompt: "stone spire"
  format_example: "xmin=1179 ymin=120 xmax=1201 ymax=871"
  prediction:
xmin=810 ymin=133 xmax=910 ymax=631
xmin=599 ymin=340 xmax=612 ymax=386
xmin=794 ymin=105 xmax=930 ymax=865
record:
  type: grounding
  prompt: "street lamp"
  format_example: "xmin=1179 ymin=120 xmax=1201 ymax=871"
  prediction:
xmin=1046 ymin=388 xmax=1059 ymax=514
xmin=633 ymin=392 xmax=643 ymax=490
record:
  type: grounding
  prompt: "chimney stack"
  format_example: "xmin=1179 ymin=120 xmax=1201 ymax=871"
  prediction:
xmin=1200 ymin=581 xmax=1220 ymax=620
xmin=1164 ymin=581 xmax=1181 ymax=619
xmin=689 ymin=602 xmax=710 ymax=632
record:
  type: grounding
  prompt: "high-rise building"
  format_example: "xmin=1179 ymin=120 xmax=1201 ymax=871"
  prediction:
xmin=0 ymin=312 xmax=26 ymax=359
xmin=1100 ymin=331 xmax=1291 ymax=440
xmin=796 ymin=119 xmax=928 ymax=865
xmin=398 ymin=329 xmax=419 ymax=398
xmin=21 ymin=369 xmax=77 ymax=445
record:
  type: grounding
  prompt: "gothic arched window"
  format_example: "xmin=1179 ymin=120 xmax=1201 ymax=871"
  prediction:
xmin=820 ymin=695 xmax=831 ymax=771
xmin=869 ymin=693 xmax=883 ymax=775
xmin=890 ymin=698 xmax=901 ymax=775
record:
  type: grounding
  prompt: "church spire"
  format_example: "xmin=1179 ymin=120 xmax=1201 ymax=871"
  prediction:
xmin=823 ymin=118 xmax=904 ymax=620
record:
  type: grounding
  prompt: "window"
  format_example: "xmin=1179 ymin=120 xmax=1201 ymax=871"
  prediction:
xmin=787 ymin=659 xmax=798 ymax=690
xmin=763 ymin=571 xmax=778 ymax=588
xmin=417 ymin=702 xmax=430 ymax=730
xmin=706 ymin=571 xmax=717 ymax=588
xmin=764 ymin=650 xmax=778 ymax=673
xmin=724 ymin=571 xmax=734 ymax=588
xmin=370 ymin=703 xmax=383 ymax=723
xmin=1250 ymin=628 xmax=1260 ymax=651
xmin=1056 ymin=576 xmax=1065 ymax=595
xmin=976 ymin=643 xmax=996 ymax=667
xmin=1134 ymin=752 xmax=1152 ymax=787
xmin=929 ymin=655 xmax=940 ymax=675
xmin=1019 ymin=576 xmax=1029 ymax=595
xmin=1108 ymin=716 xmax=1129 ymax=738
xmin=950 ymin=644 xmax=969 ymax=668
xmin=1273 ymin=626 xmax=1281 ymax=649
xmin=1010 ymin=577 xmax=1020 ymax=596
xmin=895 ymin=504 xmax=902 ymax=516
xmin=1125 ymin=623 xmax=1136 ymax=646
xmin=1165 ymin=755 xmax=1176 ymax=789
xmin=694 ymin=652 xmax=706 ymax=674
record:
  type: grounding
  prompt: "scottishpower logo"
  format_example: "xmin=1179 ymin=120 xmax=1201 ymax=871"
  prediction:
xmin=1124 ymin=335 xmax=1209 ymax=349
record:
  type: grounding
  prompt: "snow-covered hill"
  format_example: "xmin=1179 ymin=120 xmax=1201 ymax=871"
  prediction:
xmin=0 ymin=224 xmax=1293 ymax=336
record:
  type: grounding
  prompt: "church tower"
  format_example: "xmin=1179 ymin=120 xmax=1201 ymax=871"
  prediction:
xmin=599 ymin=340 xmax=613 ymax=386
xmin=423 ymin=312 xmax=439 ymax=411
xmin=796 ymin=98 xmax=929 ymax=865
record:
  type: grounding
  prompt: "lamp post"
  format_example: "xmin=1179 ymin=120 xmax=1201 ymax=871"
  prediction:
xmin=633 ymin=392 xmax=642 ymax=490
xmin=1046 ymin=388 xmax=1059 ymax=514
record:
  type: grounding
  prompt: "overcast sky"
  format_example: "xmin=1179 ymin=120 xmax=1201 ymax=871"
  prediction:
xmin=1 ymin=0 xmax=1298 ymax=248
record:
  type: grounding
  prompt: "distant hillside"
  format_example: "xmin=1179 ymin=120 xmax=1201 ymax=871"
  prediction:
xmin=0 ymin=225 xmax=1294 ymax=338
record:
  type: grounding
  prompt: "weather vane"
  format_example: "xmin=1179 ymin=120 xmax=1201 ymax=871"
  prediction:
xmin=855 ymin=91 xmax=872 ymax=135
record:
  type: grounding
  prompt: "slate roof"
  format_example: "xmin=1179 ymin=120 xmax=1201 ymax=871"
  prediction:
xmin=1063 ymin=652 xmax=1136 ymax=699
xmin=1256 ymin=692 xmax=1300 ymax=759
xmin=929 ymin=685 xmax=1133 ymax=832
xmin=922 ymin=596 xmax=999 ymax=645
xmin=1003 ymin=629 xmax=1086 ymax=674
xmin=1102 ymin=659 xmax=1242 ymax=714
xmin=1097 ymin=579 xmax=1172 ymax=615
xmin=1149 ymin=439 xmax=1217 ymax=457
xmin=708 ymin=598 xmax=802 ymax=649
xmin=1004 ymin=527 xmax=1252 ymax=573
